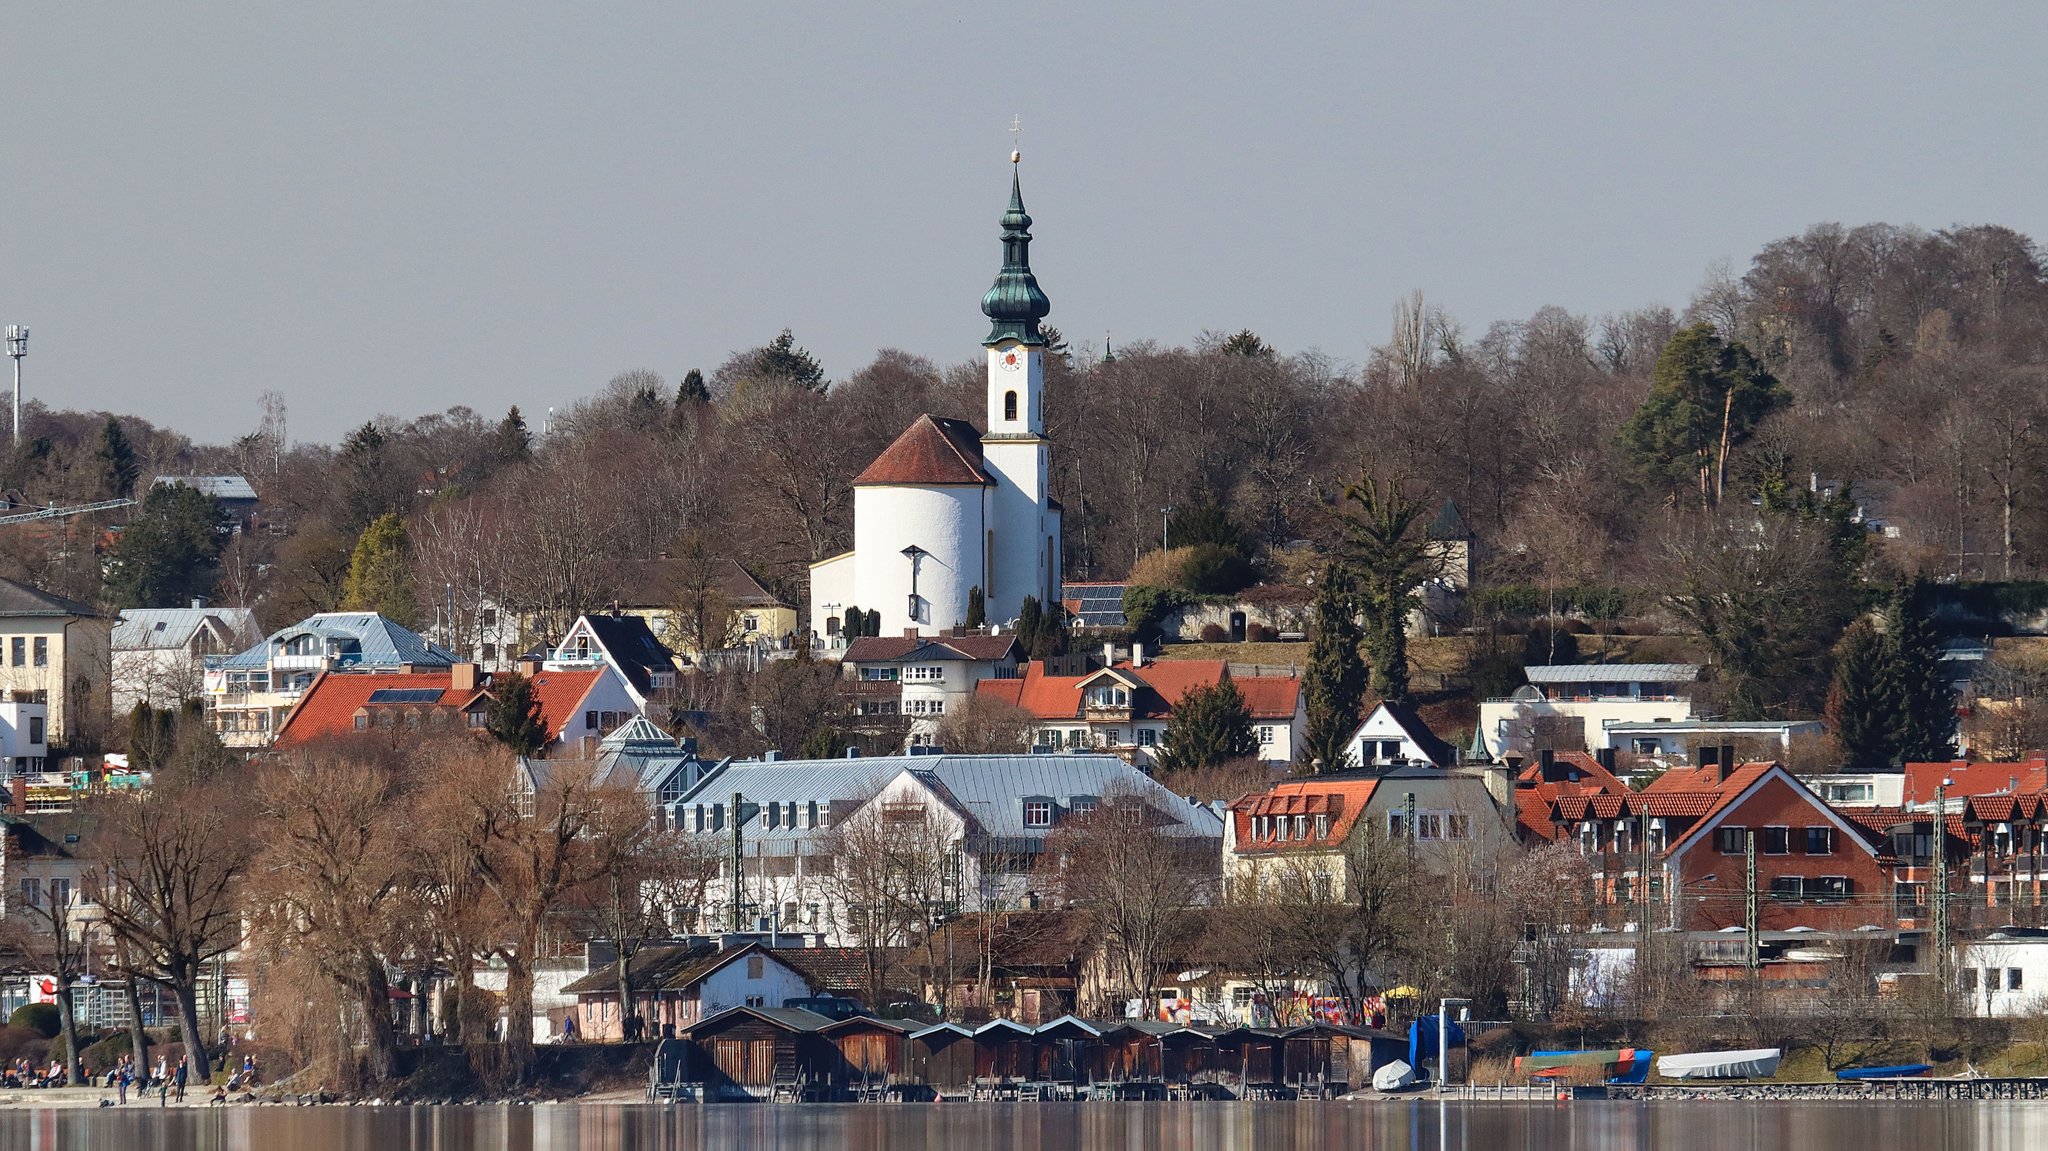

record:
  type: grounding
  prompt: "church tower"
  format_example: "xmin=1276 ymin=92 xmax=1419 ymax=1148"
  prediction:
xmin=978 ymin=159 xmax=1061 ymax=623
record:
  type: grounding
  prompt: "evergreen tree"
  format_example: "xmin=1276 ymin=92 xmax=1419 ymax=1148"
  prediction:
xmin=486 ymin=671 xmax=550 ymax=756
xmin=1017 ymin=596 xmax=1043 ymax=655
xmin=1826 ymin=617 xmax=1894 ymax=768
xmin=1219 ymin=329 xmax=1276 ymax=358
xmin=1618 ymin=324 xmax=1788 ymax=506
xmin=1886 ymin=577 xmax=1955 ymax=762
xmin=1338 ymin=469 xmax=1435 ymax=704
xmin=104 ymin=483 xmax=229 ymax=609
xmin=340 ymin=513 xmax=417 ymax=627
xmin=95 ymin=417 xmax=140 ymax=500
xmin=675 ymin=369 xmax=710 ymax=407
xmin=494 ymin=406 xmax=532 ymax=462
xmin=1301 ymin=563 xmax=1367 ymax=772
xmin=754 ymin=329 xmax=827 ymax=392
xmin=1157 ymin=673 xmax=1258 ymax=773
xmin=965 ymin=586 xmax=986 ymax=630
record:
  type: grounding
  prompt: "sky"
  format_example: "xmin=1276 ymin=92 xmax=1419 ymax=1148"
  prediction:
xmin=2 ymin=3 xmax=2044 ymax=444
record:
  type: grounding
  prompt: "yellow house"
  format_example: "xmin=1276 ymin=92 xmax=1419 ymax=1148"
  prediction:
xmin=604 ymin=558 xmax=797 ymax=660
xmin=0 ymin=578 xmax=113 ymax=750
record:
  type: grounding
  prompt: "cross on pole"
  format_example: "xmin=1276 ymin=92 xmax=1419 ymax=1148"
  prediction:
xmin=1010 ymin=115 xmax=1022 ymax=161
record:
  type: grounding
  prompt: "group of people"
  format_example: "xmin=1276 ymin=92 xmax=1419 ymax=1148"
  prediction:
xmin=101 ymin=1053 xmax=200 ymax=1103
xmin=2 ymin=1059 xmax=72 ymax=1088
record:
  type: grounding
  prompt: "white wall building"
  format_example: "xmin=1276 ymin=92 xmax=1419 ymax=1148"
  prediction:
xmin=1957 ymin=933 xmax=2048 ymax=1017
xmin=809 ymin=161 xmax=1061 ymax=644
xmin=1477 ymin=664 xmax=1699 ymax=760
xmin=112 ymin=605 xmax=262 ymax=717
xmin=839 ymin=633 xmax=1021 ymax=746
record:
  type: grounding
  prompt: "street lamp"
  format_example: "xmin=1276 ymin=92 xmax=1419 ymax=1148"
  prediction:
xmin=4 ymin=326 xmax=25 ymax=446
xmin=1437 ymin=997 xmax=1470 ymax=1090
xmin=1161 ymin=506 xmax=1173 ymax=554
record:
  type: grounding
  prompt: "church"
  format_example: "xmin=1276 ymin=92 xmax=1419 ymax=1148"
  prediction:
xmin=808 ymin=161 xmax=1062 ymax=643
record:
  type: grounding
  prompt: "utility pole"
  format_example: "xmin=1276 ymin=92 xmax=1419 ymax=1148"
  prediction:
xmin=1638 ymin=808 xmax=1653 ymax=1007
xmin=1744 ymin=830 xmax=1759 ymax=973
xmin=1933 ymin=778 xmax=1950 ymax=993
xmin=5 ymin=326 xmax=25 ymax=446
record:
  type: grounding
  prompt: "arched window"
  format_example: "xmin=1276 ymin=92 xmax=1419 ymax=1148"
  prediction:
xmin=1004 ymin=390 xmax=1018 ymax=421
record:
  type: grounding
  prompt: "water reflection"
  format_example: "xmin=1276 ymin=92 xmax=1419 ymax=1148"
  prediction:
xmin=7 ymin=1100 xmax=2048 ymax=1151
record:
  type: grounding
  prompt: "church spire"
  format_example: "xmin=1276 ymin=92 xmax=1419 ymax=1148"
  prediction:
xmin=981 ymin=157 xmax=1052 ymax=347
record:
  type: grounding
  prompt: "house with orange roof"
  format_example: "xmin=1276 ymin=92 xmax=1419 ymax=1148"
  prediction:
xmin=1225 ymin=764 xmax=1511 ymax=900
xmin=272 ymin=661 xmax=639 ymax=755
xmin=976 ymin=652 xmax=1303 ymax=767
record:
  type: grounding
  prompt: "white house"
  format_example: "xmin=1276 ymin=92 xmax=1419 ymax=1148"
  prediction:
xmin=1340 ymin=701 xmax=1457 ymax=769
xmin=978 ymin=655 xmax=1306 ymax=768
xmin=1596 ymin=719 xmax=1825 ymax=767
xmin=1477 ymin=664 xmax=1699 ymax=761
xmin=540 ymin=612 xmax=678 ymax=712
xmin=809 ymin=159 xmax=1061 ymax=644
xmin=839 ymin=632 xmax=1021 ymax=745
xmin=112 ymin=604 xmax=262 ymax=717
xmin=1957 ymin=932 xmax=2048 ymax=1017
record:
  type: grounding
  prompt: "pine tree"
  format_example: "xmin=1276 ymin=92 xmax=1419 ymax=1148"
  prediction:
xmin=1302 ymin=563 xmax=1367 ymax=772
xmin=1617 ymin=324 xmax=1788 ymax=506
xmin=1825 ymin=617 xmax=1893 ymax=768
xmin=1157 ymin=672 xmax=1259 ymax=773
xmin=676 ymin=369 xmax=710 ymax=406
xmin=340 ymin=513 xmax=417 ymax=627
xmin=755 ymin=329 xmax=827 ymax=392
xmin=494 ymin=406 xmax=532 ymax=463
xmin=487 ymin=671 xmax=550 ymax=755
xmin=96 ymin=417 xmax=140 ymax=499
xmin=1887 ymin=577 xmax=1955 ymax=762
xmin=104 ymin=483 xmax=229 ymax=608
xmin=1017 ymin=596 xmax=1043 ymax=657
xmin=965 ymin=586 xmax=986 ymax=630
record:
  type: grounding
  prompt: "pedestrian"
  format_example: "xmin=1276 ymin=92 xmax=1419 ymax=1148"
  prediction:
xmin=155 ymin=1055 xmax=168 ymax=1088
xmin=117 ymin=1059 xmax=132 ymax=1105
xmin=174 ymin=1055 xmax=188 ymax=1103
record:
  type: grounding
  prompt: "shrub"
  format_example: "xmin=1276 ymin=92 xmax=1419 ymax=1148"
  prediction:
xmin=1179 ymin=543 xmax=1258 ymax=595
xmin=1122 ymin=585 xmax=1192 ymax=643
xmin=1246 ymin=622 xmax=1277 ymax=643
xmin=8 ymin=1003 xmax=59 ymax=1039
xmin=1199 ymin=623 xmax=1227 ymax=643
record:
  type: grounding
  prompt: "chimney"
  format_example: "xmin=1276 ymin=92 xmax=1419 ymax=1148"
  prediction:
xmin=1594 ymin=747 xmax=1617 ymax=771
xmin=8 ymin=774 xmax=23 ymax=812
xmin=1104 ymin=641 xmax=1116 ymax=668
xmin=450 ymin=662 xmax=479 ymax=693
xmin=1720 ymin=744 xmax=1737 ymax=772
xmin=517 ymin=658 xmax=542 ymax=677
xmin=1698 ymin=744 xmax=1719 ymax=769
xmin=764 ymin=750 xmax=782 ymax=763
xmin=1538 ymin=748 xmax=1556 ymax=780
xmin=1505 ymin=754 xmax=1527 ymax=786
xmin=1132 ymin=641 xmax=1146 ymax=668
xmin=904 ymin=627 xmax=919 ymax=640
xmin=190 ymin=597 xmax=205 ymax=610
xmin=845 ymin=746 xmax=861 ymax=759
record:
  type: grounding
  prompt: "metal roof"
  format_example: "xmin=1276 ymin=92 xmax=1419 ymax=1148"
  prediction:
xmin=1523 ymin=663 xmax=1699 ymax=684
xmin=1601 ymin=720 xmax=1822 ymax=733
xmin=154 ymin=474 xmax=258 ymax=501
xmin=113 ymin=607 xmax=260 ymax=652
xmin=210 ymin=611 xmax=457 ymax=670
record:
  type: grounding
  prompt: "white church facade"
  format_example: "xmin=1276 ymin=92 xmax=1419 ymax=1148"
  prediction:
xmin=809 ymin=162 xmax=1062 ymax=644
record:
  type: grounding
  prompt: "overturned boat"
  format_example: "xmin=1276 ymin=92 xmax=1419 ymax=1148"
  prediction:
xmin=1372 ymin=1060 xmax=1421 ymax=1092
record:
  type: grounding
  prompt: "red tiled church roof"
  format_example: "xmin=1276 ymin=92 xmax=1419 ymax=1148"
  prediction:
xmin=853 ymin=415 xmax=993 ymax=487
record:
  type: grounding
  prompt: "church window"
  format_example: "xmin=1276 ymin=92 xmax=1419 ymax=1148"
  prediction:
xmin=1004 ymin=390 xmax=1018 ymax=421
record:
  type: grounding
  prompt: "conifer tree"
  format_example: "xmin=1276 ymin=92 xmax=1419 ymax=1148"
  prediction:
xmin=494 ymin=406 xmax=532 ymax=463
xmin=1157 ymin=672 xmax=1258 ymax=773
xmin=676 ymin=368 xmax=710 ymax=407
xmin=1825 ymin=617 xmax=1893 ymax=768
xmin=340 ymin=513 xmax=417 ymax=627
xmin=1302 ymin=563 xmax=1367 ymax=772
xmin=965 ymin=586 xmax=986 ymax=630
xmin=96 ymin=416 xmax=140 ymax=500
xmin=1886 ymin=577 xmax=1954 ymax=763
xmin=487 ymin=671 xmax=550 ymax=755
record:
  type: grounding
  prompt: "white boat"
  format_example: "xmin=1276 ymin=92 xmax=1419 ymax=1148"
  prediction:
xmin=1372 ymin=1061 xmax=1419 ymax=1091
xmin=1656 ymin=1048 xmax=1782 ymax=1080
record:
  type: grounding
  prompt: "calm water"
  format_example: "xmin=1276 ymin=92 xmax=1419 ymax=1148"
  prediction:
xmin=5 ymin=1100 xmax=2048 ymax=1151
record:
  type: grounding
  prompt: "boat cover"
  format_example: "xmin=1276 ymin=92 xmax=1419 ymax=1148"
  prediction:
xmin=1372 ymin=1061 xmax=1417 ymax=1091
xmin=1835 ymin=1064 xmax=1933 ymax=1081
xmin=1656 ymin=1048 xmax=1782 ymax=1080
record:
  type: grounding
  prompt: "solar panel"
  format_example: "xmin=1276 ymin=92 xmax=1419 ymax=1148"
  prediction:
xmin=366 ymin=688 xmax=443 ymax=704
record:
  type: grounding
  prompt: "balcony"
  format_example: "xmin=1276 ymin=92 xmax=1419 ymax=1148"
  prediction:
xmin=1083 ymin=704 xmax=1132 ymax=724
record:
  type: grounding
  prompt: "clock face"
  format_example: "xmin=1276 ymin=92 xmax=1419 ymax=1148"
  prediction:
xmin=999 ymin=349 xmax=1023 ymax=371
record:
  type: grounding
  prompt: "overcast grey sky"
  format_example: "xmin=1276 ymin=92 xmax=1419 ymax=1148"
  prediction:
xmin=3 ymin=3 xmax=2043 ymax=444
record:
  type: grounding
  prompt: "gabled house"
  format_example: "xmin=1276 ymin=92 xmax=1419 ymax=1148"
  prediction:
xmin=560 ymin=939 xmax=830 ymax=1040
xmin=542 ymin=612 xmax=679 ymax=711
xmin=1225 ymin=765 xmax=1510 ymax=899
xmin=839 ymin=631 xmax=1020 ymax=745
xmin=977 ymin=655 xmax=1304 ymax=767
xmin=271 ymin=662 xmax=635 ymax=753
xmin=1340 ymin=701 xmax=1457 ymax=769
xmin=0 ymin=579 xmax=111 ymax=751
xmin=606 ymin=557 xmax=799 ymax=659
xmin=112 ymin=605 xmax=262 ymax=716
xmin=203 ymin=612 xmax=457 ymax=748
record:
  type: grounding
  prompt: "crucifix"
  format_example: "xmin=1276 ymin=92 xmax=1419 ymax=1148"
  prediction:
xmin=1010 ymin=115 xmax=1022 ymax=163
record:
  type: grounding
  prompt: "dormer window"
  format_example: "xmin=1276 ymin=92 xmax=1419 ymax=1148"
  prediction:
xmin=1023 ymin=799 xmax=1054 ymax=828
xmin=1090 ymin=686 xmax=1128 ymax=707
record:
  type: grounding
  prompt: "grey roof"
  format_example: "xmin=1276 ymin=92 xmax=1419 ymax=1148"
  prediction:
xmin=1523 ymin=663 xmax=1700 ymax=684
xmin=673 ymin=753 xmax=1224 ymax=849
xmin=210 ymin=611 xmax=457 ymax=670
xmin=1602 ymin=719 xmax=1823 ymax=733
xmin=600 ymin=714 xmax=675 ymax=749
xmin=114 ymin=607 xmax=261 ymax=652
xmin=154 ymin=475 xmax=258 ymax=501
xmin=0 ymin=578 xmax=98 ymax=619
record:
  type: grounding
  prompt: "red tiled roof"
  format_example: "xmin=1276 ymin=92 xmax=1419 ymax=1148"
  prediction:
xmin=275 ymin=668 xmax=602 ymax=746
xmin=976 ymin=659 xmax=1300 ymax=722
xmin=1229 ymin=778 xmax=1379 ymax=851
xmin=853 ymin=415 xmax=993 ymax=486
xmin=1903 ymin=759 xmax=2048 ymax=804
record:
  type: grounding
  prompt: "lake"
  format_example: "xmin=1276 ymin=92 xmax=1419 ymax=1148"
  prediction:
xmin=6 ymin=1100 xmax=2048 ymax=1151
